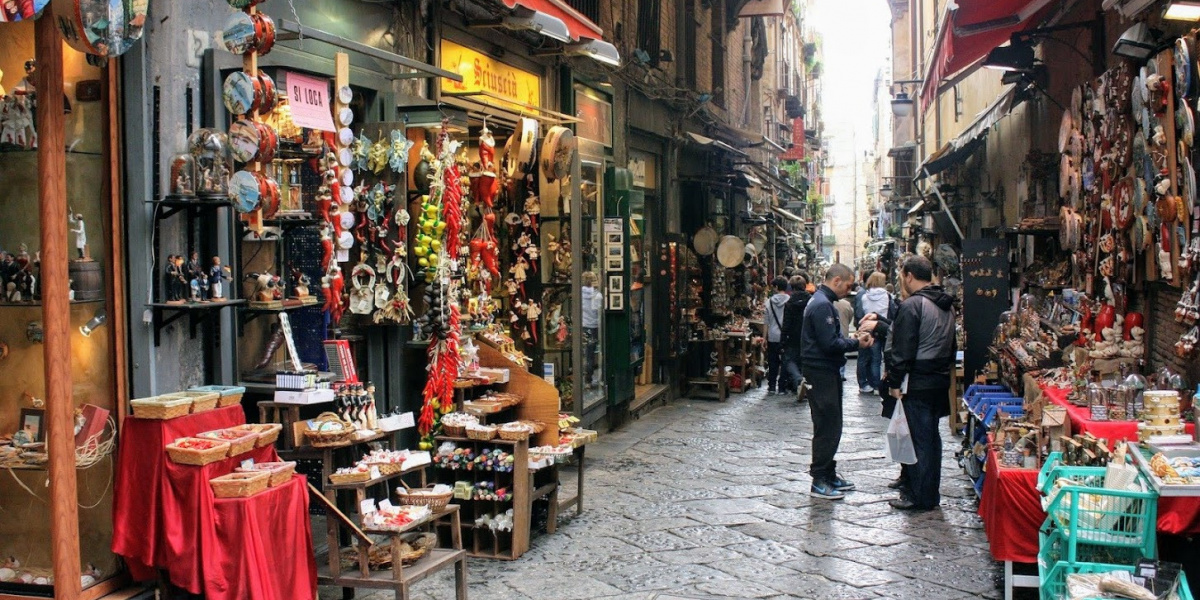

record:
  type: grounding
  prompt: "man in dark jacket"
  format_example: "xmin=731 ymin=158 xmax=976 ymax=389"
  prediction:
xmin=882 ymin=256 xmax=956 ymax=511
xmin=780 ymin=274 xmax=810 ymax=398
xmin=801 ymin=264 xmax=876 ymax=500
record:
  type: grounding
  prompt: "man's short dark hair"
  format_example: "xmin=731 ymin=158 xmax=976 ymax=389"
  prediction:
xmin=789 ymin=275 xmax=806 ymax=289
xmin=773 ymin=277 xmax=788 ymax=291
xmin=901 ymin=255 xmax=934 ymax=282
xmin=825 ymin=263 xmax=853 ymax=282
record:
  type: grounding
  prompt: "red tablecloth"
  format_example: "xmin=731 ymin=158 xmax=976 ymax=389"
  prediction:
xmin=1042 ymin=386 xmax=1196 ymax=448
xmin=112 ymin=405 xmax=316 ymax=599
xmin=978 ymin=444 xmax=1044 ymax=562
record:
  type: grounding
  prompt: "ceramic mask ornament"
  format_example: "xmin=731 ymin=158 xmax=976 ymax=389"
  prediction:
xmin=388 ymin=130 xmax=414 ymax=173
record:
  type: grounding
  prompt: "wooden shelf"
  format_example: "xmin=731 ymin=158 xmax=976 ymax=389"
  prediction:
xmin=317 ymin=547 xmax=465 ymax=590
xmin=326 ymin=462 xmax=430 ymax=490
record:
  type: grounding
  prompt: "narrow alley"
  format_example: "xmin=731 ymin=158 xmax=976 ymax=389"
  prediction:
xmin=346 ymin=362 xmax=1003 ymax=600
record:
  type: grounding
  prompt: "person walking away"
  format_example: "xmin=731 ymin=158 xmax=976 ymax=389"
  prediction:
xmin=764 ymin=277 xmax=790 ymax=394
xmin=857 ymin=272 xmax=893 ymax=394
xmin=882 ymin=256 xmax=956 ymax=511
xmin=801 ymin=264 xmax=876 ymax=500
xmin=780 ymin=274 xmax=810 ymax=399
xmin=581 ymin=272 xmax=602 ymax=388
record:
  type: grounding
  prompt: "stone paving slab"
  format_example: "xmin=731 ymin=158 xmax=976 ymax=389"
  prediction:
xmin=332 ymin=360 xmax=1003 ymax=600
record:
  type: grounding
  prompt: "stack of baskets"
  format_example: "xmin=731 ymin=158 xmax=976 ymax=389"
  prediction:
xmin=1036 ymin=450 xmax=1188 ymax=600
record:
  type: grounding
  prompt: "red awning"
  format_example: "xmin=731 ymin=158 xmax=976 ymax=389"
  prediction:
xmin=501 ymin=0 xmax=604 ymax=42
xmin=919 ymin=0 xmax=1054 ymax=113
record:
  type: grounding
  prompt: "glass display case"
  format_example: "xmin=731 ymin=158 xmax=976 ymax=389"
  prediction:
xmin=0 ymin=21 xmax=122 ymax=595
xmin=578 ymin=151 xmax=606 ymax=413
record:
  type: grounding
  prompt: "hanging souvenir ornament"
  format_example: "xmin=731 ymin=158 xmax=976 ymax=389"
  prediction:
xmin=368 ymin=138 xmax=389 ymax=173
xmin=389 ymin=130 xmax=414 ymax=173
xmin=349 ymin=264 xmax=375 ymax=315
xmin=53 ymin=0 xmax=149 ymax=58
xmin=355 ymin=133 xmax=372 ymax=171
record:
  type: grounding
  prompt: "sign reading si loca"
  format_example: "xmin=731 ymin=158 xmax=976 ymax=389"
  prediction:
xmin=284 ymin=71 xmax=336 ymax=132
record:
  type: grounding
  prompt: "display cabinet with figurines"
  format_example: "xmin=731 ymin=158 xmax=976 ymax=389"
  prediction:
xmin=0 ymin=17 xmax=131 ymax=597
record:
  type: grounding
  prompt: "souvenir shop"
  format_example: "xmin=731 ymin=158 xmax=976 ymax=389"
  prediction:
xmin=961 ymin=21 xmax=1200 ymax=600
xmin=0 ymin=1 xmax=140 ymax=597
xmin=4 ymin=0 xmax=606 ymax=598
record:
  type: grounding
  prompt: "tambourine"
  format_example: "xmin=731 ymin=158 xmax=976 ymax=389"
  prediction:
xmin=2 ymin=0 xmax=47 ymax=22
xmin=1058 ymin=111 xmax=1074 ymax=154
xmin=259 ymin=172 xmax=281 ymax=219
xmin=501 ymin=133 xmax=519 ymax=179
xmin=53 ymin=0 xmax=148 ymax=57
xmin=253 ymin=13 xmax=276 ymax=55
xmin=229 ymin=119 xmax=261 ymax=163
xmin=516 ymin=118 xmax=539 ymax=174
xmin=1058 ymin=154 xmax=1073 ymax=200
xmin=223 ymin=71 xmax=262 ymax=116
xmin=258 ymin=71 xmax=278 ymax=113
xmin=229 ymin=170 xmax=262 ymax=213
xmin=222 ymin=12 xmax=257 ymax=54
xmin=540 ymin=126 xmax=576 ymax=182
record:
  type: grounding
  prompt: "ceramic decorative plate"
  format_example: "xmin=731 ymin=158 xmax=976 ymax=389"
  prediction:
xmin=338 ymin=128 xmax=355 ymax=146
xmin=341 ymin=168 xmax=354 ymax=187
xmin=53 ymin=0 xmax=148 ymax=57
xmin=229 ymin=171 xmax=261 ymax=213
xmin=337 ymin=230 xmax=355 ymax=250
xmin=339 ymin=107 xmax=354 ymax=127
xmin=338 ymin=86 xmax=353 ymax=105
xmin=339 ymin=185 xmax=355 ymax=205
xmin=228 ymin=119 xmax=261 ymax=163
xmin=221 ymin=12 xmax=257 ymax=55
xmin=338 ymin=148 xmax=353 ymax=167
xmin=223 ymin=71 xmax=258 ymax=116
xmin=339 ymin=210 xmax=356 ymax=230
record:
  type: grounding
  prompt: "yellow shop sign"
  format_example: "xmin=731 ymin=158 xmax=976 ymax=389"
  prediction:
xmin=441 ymin=39 xmax=541 ymax=109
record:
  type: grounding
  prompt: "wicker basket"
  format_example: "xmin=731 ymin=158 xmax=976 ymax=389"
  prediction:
xmin=329 ymin=470 xmax=371 ymax=485
xmin=498 ymin=424 xmax=532 ymax=441
xmin=164 ymin=391 xmax=221 ymax=414
xmin=166 ymin=438 xmax=231 ymax=466
xmin=190 ymin=385 xmax=246 ymax=408
xmin=396 ymin=487 xmax=453 ymax=509
xmin=441 ymin=423 xmax=467 ymax=437
xmin=210 ymin=471 xmax=270 ymax=498
xmin=303 ymin=412 xmax=355 ymax=447
xmin=466 ymin=425 xmax=497 ymax=441
xmin=130 ymin=396 xmax=193 ymax=420
xmin=233 ymin=423 xmax=284 ymax=448
xmin=365 ymin=461 xmax=406 ymax=476
xmin=237 ymin=461 xmax=296 ymax=487
xmin=196 ymin=428 xmax=258 ymax=456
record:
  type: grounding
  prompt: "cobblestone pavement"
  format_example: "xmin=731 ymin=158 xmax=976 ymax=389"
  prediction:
xmin=333 ymin=362 xmax=1015 ymax=600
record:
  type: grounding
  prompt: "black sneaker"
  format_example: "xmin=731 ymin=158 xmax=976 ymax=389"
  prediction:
xmin=830 ymin=475 xmax=855 ymax=491
xmin=887 ymin=477 xmax=905 ymax=490
xmin=810 ymin=480 xmax=846 ymax=500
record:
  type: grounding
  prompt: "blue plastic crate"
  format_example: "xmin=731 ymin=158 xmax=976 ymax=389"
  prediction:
xmin=1039 ymin=560 xmax=1192 ymax=600
xmin=1038 ymin=454 xmax=1158 ymax=560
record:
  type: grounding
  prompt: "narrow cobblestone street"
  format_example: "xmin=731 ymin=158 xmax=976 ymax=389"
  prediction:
xmin=335 ymin=361 xmax=1008 ymax=600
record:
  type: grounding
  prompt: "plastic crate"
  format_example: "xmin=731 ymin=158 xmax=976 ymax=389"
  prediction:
xmin=1038 ymin=454 xmax=1158 ymax=559
xmin=1040 ymin=561 xmax=1193 ymax=600
xmin=969 ymin=393 xmax=1021 ymax=415
xmin=1038 ymin=528 xmax=1145 ymax=573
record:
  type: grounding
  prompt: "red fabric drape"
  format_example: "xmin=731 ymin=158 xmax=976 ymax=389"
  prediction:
xmin=978 ymin=444 xmax=1043 ymax=563
xmin=113 ymin=405 xmax=316 ymax=598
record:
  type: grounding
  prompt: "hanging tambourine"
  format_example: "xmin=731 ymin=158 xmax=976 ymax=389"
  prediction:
xmin=540 ymin=126 xmax=576 ymax=182
xmin=693 ymin=225 xmax=718 ymax=256
xmin=0 ymin=0 xmax=47 ymax=22
xmin=1058 ymin=111 xmax=1073 ymax=154
xmin=1059 ymin=154 xmax=1073 ymax=200
xmin=53 ymin=0 xmax=148 ymax=57
xmin=716 ymin=236 xmax=745 ymax=269
xmin=516 ymin=118 xmax=539 ymax=174
xmin=501 ymin=133 xmax=519 ymax=179
xmin=229 ymin=170 xmax=261 ymax=213
xmin=1070 ymin=86 xmax=1083 ymax=127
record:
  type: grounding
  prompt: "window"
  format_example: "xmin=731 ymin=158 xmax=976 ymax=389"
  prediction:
xmin=684 ymin=0 xmax=698 ymax=87
xmin=711 ymin=0 xmax=726 ymax=106
xmin=563 ymin=0 xmax=601 ymax=23
xmin=637 ymin=0 xmax=663 ymax=68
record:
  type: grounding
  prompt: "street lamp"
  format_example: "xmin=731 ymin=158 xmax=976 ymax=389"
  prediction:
xmin=880 ymin=183 xmax=893 ymax=199
xmin=889 ymin=80 xmax=921 ymax=118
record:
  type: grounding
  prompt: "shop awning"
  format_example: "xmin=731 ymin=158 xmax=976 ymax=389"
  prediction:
xmin=772 ymin=206 xmax=805 ymax=224
xmin=500 ymin=0 xmax=603 ymax=42
xmin=919 ymin=0 xmax=1055 ymax=113
xmin=744 ymin=163 xmax=806 ymax=201
xmin=914 ymin=85 xmax=1016 ymax=181
xmin=686 ymin=132 xmax=750 ymax=158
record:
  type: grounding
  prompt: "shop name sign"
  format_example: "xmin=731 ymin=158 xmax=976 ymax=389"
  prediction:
xmin=441 ymin=39 xmax=541 ymax=109
xmin=285 ymin=72 xmax=336 ymax=132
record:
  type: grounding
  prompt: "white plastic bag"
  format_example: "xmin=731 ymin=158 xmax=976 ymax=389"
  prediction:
xmin=886 ymin=398 xmax=918 ymax=464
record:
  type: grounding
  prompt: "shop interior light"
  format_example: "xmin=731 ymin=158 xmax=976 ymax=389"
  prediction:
xmin=80 ymin=310 xmax=106 ymax=338
xmin=982 ymin=42 xmax=1036 ymax=72
xmin=1112 ymin=22 xmax=1159 ymax=60
xmin=1164 ymin=1 xmax=1200 ymax=20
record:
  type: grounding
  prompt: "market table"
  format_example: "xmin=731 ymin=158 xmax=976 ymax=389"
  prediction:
xmin=1042 ymin=385 xmax=1196 ymax=449
xmin=112 ymin=405 xmax=317 ymax=599
xmin=978 ymin=443 xmax=1043 ymax=599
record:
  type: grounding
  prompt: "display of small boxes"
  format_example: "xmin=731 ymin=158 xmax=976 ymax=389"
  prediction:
xmin=189 ymin=385 xmax=246 ymax=408
xmin=276 ymin=370 xmax=319 ymax=391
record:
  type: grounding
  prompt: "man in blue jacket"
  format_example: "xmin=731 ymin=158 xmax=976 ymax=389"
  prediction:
xmin=801 ymin=264 xmax=876 ymax=500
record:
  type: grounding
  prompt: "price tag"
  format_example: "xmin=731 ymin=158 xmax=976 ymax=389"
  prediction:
xmin=398 ymin=412 xmax=415 ymax=429
xmin=379 ymin=499 xmax=394 ymax=512
xmin=360 ymin=498 xmax=377 ymax=515
xmin=284 ymin=71 xmax=336 ymax=132
xmin=369 ymin=466 xmax=382 ymax=480
xmin=240 ymin=458 xmax=255 ymax=470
